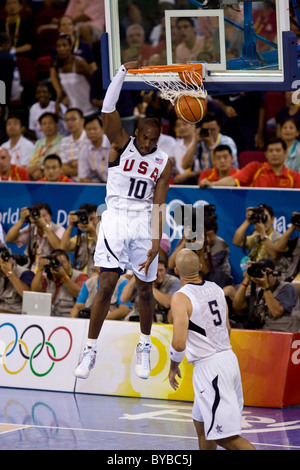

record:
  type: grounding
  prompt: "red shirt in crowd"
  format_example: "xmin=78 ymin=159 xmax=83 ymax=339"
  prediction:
xmin=0 ymin=164 xmax=30 ymax=181
xmin=38 ymin=175 xmax=74 ymax=183
xmin=233 ymin=161 xmax=300 ymax=188
xmin=198 ymin=166 xmax=237 ymax=185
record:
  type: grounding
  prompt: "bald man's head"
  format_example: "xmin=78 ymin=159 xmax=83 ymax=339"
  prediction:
xmin=175 ymin=249 xmax=201 ymax=279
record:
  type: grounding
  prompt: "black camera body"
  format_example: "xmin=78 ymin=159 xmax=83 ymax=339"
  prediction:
xmin=248 ymin=205 xmax=268 ymax=224
xmin=73 ymin=209 xmax=89 ymax=226
xmin=291 ymin=212 xmax=300 ymax=227
xmin=27 ymin=206 xmax=41 ymax=220
xmin=0 ymin=249 xmax=10 ymax=262
xmin=247 ymin=261 xmax=265 ymax=278
xmin=43 ymin=254 xmax=61 ymax=269
xmin=199 ymin=128 xmax=209 ymax=138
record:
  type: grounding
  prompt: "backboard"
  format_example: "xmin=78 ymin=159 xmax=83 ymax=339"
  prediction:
xmin=102 ymin=0 xmax=299 ymax=94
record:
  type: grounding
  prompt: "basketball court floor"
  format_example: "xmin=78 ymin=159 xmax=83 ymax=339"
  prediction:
xmin=0 ymin=386 xmax=299 ymax=451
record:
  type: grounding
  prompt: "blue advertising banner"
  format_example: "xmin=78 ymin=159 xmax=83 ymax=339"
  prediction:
xmin=0 ymin=182 xmax=299 ymax=282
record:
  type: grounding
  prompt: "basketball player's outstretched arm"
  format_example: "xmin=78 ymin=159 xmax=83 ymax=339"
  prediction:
xmin=101 ymin=61 xmax=141 ymax=161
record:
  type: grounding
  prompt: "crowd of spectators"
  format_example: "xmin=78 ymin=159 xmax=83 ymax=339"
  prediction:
xmin=0 ymin=0 xmax=299 ymax=333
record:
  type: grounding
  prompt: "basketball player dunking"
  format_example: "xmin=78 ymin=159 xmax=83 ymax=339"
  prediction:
xmin=169 ymin=249 xmax=255 ymax=450
xmin=74 ymin=61 xmax=172 ymax=380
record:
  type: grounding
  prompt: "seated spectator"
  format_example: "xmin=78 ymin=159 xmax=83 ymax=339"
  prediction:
xmin=201 ymin=138 xmax=300 ymax=188
xmin=31 ymin=249 xmax=89 ymax=317
xmin=203 ymin=217 xmax=232 ymax=276
xmin=198 ymin=144 xmax=237 ymax=187
xmin=28 ymin=81 xmax=68 ymax=140
xmin=63 ymin=0 xmax=105 ymax=46
xmin=279 ymin=118 xmax=300 ymax=172
xmin=59 ymin=107 xmax=87 ymax=178
xmin=0 ymin=244 xmax=34 ymax=313
xmin=0 ymin=0 xmax=33 ymax=57
xmin=276 ymin=91 xmax=300 ymax=134
xmin=0 ymin=146 xmax=29 ymax=180
xmin=232 ymin=258 xmax=300 ymax=332
xmin=38 ymin=154 xmax=74 ymax=183
xmin=121 ymin=257 xmax=181 ymax=324
xmin=70 ymin=269 xmax=132 ymax=319
xmin=2 ymin=113 xmax=34 ymax=167
xmin=275 ymin=212 xmax=300 ymax=289
xmin=50 ymin=14 xmax=97 ymax=103
xmin=27 ymin=112 xmax=63 ymax=180
xmin=6 ymin=202 xmax=65 ymax=271
xmin=197 ymin=113 xmax=238 ymax=169
xmin=121 ymin=23 xmax=164 ymax=66
xmin=60 ymin=204 xmax=99 ymax=276
xmin=52 ymin=33 xmax=98 ymax=118
xmin=78 ymin=115 xmax=109 ymax=183
xmin=175 ymin=16 xmax=214 ymax=64
xmin=172 ymin=119 xmax=201 ymax=185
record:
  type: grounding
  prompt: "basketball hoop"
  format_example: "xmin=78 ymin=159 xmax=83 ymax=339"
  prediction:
xmin=127 ymin=63 xmax=207 ymax=106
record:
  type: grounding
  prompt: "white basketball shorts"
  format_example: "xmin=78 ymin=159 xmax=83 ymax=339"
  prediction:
xmin=192 ymin=349 xmax=244 ymax=441
xmin=94 ymin=209 xmax=158 ymax=282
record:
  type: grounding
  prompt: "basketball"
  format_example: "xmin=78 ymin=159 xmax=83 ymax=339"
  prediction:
xmin=175 ymin=95 xmax=207 ymax=124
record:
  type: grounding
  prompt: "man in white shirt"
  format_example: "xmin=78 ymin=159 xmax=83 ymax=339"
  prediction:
xmin=78 ymin=115 xmax=110 ymax=183
xmin=28 ymin=81 xmax=67 ymax=140
xmin=60 ymin=108 xmax=87 ymax=178
xmin=2 ymin=115 xmax=34 ymax=167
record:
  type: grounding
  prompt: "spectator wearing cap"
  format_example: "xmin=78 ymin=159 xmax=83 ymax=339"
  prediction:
xmin=233 ymin=258 xmax=300 ymax=332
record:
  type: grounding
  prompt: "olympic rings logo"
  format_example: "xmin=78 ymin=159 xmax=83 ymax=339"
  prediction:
xmin=0 ymin=322 xmax=73 ymax=376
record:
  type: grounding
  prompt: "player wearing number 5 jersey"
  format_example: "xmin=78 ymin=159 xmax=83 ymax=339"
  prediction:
xmin=74 ymin=60 xmax=172 ymax=381
xmin=169 ymin=249 xmax=255 ymax=451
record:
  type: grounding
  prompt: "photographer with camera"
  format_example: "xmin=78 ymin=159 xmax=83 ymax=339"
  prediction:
xmin=232 ymin=258 xmax=300 ymax=332
xmin=0 ymin=245 xmax=34 ymax=314
xmin=275 ymin=212 xmax=300 ymax=291
xmin=70 ymin=268 xmax=132 ymax=320
xmin=31 ymin=249 xmax=89 ymax=317
xmin=60 ymin=204 xmax=99 ymax=276
xmin=179 ymin=113 xmax=238 ymax=175
xmin=232 ymin=204 xmax=280 ymax=264
xmin=6 ymin=203 xmax=65 ymax=271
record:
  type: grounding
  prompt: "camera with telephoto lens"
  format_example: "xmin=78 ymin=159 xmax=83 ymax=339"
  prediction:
xmin=248 ymin=205 xmax=268 ymax=224
xmin=72 ymin=209 xmax=89 ymax=226
xmin=291 ymin=212 xmax=300 ymax=227
xmin=0 ymin=247 xmax=28 ymax=266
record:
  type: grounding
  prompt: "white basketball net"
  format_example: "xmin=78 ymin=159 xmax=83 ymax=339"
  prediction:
xmin=133 ymin=69 xmax=207 ymax=105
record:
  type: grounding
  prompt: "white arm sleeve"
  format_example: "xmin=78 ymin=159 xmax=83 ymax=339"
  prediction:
xmin=101 ymin=66 xmax=127 ymax=113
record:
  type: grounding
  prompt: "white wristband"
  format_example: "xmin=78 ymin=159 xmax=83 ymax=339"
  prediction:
xmin=101 ymin=66 xmax=127 ymax=114
xmin=169 ymin=344 xmax=186 ymax=363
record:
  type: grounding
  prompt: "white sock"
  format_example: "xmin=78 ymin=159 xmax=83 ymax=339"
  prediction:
xmin=139 ymin=334 xmax=151 ymax=345
xmin=86 ymin=338 xmax=97 ymax=349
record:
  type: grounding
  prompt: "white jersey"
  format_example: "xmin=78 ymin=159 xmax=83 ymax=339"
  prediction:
xmin=179 ymin=281 xmax=232 ymax=364
xmin=105 ymin=137 xmax=169 ymax=212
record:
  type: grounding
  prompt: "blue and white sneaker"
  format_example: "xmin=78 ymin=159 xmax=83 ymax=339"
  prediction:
xmin=74 ymin=347 xmax=96 ymax=379
xmin=135 ymin=342 xmax=151 ymax=379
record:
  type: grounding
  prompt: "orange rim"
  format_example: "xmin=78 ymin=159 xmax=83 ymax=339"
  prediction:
xmin=128 ymin=63 xmax=203 ymax=76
